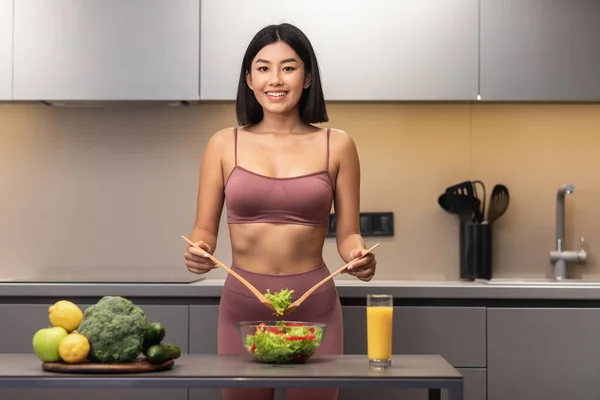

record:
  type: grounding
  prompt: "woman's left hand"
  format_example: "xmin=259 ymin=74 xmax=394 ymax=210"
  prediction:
xmin=346 ymin=247 xmax=377 ymax=282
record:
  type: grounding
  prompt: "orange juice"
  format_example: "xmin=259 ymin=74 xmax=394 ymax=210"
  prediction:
xmin=366 ymin=306 xmax=393 ymax=360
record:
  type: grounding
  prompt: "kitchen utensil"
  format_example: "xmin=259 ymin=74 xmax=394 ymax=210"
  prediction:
xmin=438 ymin=193 xmax=452 ymax=213
xmin=282 ymin=243 xmax=380 ymax=316
xmin=445 ymin=181 xmax=478 ymax=223
xmin=180 ymin=235 xmax=276 ymax=313
xmin=440 ymin=192 xmax=481 ymax=220
xmin=238 ymin=320 xmax=326 ymax=364
xmin=472 ymin=180 xmax=487 ymax=223
xmin=487 ymin=184 xmax=510 ymax=224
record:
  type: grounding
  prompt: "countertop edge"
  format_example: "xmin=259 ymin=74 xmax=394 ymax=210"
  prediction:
xmin=3 ymin=279 xmax=600 ymax=300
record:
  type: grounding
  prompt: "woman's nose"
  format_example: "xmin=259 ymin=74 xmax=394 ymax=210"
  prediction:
xmin=269 ymin=70 xmax=283 ymax=85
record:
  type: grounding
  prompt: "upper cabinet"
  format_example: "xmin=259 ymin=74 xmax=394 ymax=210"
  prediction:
xmin=480 ymin=0 xmax=600 ymax=101
xmin=200 ymin=0 xmax=479 ymax=101
xmin=0 ymin=0 xmax=13 ymax=100
xmin=12 ymin=0 xmax=200 ymax=101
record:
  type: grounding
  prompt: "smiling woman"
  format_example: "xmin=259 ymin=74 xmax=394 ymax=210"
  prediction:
xmin=235 ymin=23 xmax=327 ymax=127
xmin=184 ymin=23 xmax=378 ymax=400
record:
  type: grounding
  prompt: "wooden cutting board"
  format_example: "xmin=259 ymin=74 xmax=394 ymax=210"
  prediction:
xmin=42 ymin=358 xmax=175 ymax=374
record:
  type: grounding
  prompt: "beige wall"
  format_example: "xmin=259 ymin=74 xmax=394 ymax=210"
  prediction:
xmin=1 ymin=102 xmax=598 ymax=281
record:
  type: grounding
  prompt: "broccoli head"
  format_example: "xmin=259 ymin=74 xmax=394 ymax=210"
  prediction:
xmin=77 ymin=296 xmax=148 ymax=363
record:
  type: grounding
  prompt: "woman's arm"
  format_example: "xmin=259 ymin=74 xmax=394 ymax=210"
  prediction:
xmin=332 ymin=130 xmax=376 ymax=281
xmin=184 ymin=129 xmax=229 ymax=274
xmin=189 ymin=129 xmax=228 ymax=253
xmin=333 ymin=130 xmax=364 ymax=263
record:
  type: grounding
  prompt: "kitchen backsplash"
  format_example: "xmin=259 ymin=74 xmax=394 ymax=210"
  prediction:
xmin=1 ymin=102 xmax=598 ymax=281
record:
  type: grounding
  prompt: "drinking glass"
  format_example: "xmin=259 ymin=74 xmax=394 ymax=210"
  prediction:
xmin=366 ymin=294 xmax=393 ymax=368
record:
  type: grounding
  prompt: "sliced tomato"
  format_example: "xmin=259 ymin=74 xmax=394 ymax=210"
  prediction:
xmin=285 ymin=334 xmax=316 ymax=341
xmin=250 ymin=344 xmax=256 ymax=353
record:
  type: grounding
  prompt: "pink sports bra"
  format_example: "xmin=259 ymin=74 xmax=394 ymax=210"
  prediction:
xmin=224 ymin=127 xmax=334 ymax=227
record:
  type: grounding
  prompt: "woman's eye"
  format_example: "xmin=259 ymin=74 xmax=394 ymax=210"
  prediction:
xmin=283 ymin=67 xmax=295 ymax=72
xmin=257 ymin=66 xmax=268 ymax=72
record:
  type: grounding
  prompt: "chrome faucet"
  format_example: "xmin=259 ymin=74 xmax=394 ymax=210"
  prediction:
xmin=549 ymin=183 xmax=586 ymax=280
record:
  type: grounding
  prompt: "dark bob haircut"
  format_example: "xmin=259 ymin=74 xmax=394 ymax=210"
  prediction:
xmin=235 ymin=23 xmax=329 ymax=126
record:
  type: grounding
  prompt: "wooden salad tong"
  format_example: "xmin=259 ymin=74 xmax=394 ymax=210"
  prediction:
xmin=282 ymin=243 xmax=380 ymax=316
xmin=180 ymin=235 xmax=276 ymax=313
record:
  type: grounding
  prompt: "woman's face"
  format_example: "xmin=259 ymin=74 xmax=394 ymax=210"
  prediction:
xmin=246 ymin=40 xmax=311 ymax=116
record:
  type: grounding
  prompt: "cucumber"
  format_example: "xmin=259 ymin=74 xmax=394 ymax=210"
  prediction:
xmin=146 ymin=343 xmax=181 ymax=364
xmin=143 ymin=322 xmax=166 ymax=354
xmin=161 ymin=343 xmax=181 ymax=360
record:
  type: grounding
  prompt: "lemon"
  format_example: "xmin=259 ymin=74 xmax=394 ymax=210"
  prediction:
xmin=59 ymin=331 xmax=90 ymax=364
xmin=48 ymin=300 xmax=83 ymax=333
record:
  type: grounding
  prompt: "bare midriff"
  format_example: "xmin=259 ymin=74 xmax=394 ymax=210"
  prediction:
xmin=228 ymin=223 xmax=328 ymax=274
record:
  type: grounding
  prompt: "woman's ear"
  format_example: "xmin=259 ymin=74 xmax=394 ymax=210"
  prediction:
xmin=246 ymin=70 xmax=253 ymax=90
xmin=303 ymin=72 xmax=312 ymax=89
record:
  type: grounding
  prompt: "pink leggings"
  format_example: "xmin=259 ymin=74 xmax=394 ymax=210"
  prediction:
xmin=217 ymin=263 xmax=344 ymax=400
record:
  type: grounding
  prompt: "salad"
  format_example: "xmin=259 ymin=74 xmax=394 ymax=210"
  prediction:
xmin=264 ymin=288 xmax=294 ymax=316
xmin=244 ymin=320 xmax=324 ymax=363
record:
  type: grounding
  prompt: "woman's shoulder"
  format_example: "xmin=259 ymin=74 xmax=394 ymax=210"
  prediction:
xmin=201 ymin=127 xmax=237 ymax=157
xmin=327 ymin=127 xmax=358 ymax=153
xmin=207 ymin=126 xmax=237 ymax=145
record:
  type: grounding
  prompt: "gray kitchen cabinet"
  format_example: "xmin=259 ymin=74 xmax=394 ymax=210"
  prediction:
xmin=340 ymin=306 xmax=486 ymax=400
xmin=0 ymin=303 xmax=189 ymax=400
xmin=488 ymin=308 xmax=600 ymax=400
xmin=339 ymin=368 xmax=486 ymax=400
xmin=480 ymin=0 xmax=600 ymax=101
xmin=12 ymin=0 xmax=200 ymax=101
xmin=189 ymin=304 xmax=221 ymax=400
xmin=200 ymin=0 xmax=479 ymax=101
xmin=342 ymin=306 xmax=486 ymax=367
xmin=0 ymin=0 xmax=12 ymax=100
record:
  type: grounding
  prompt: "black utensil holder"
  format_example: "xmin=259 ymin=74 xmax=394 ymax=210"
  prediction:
xmin=459 ymin=221 xmax=492 ymax=280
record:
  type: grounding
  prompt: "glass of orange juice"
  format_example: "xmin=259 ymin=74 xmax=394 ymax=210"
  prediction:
xmin=366 ymin=294 xmax=393 ymax=369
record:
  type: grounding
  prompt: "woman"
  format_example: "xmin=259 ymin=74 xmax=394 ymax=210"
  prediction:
xmin=184 ymin=23 xmax=377 ymax=400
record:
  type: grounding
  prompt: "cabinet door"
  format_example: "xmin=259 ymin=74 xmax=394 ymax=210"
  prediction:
xmin=200 ymin=0 xmax=478 ymax=101
xmin=13 ymin=0 xmax=200 ymax=101
xmin=0 ymin=0 xmax=12 ymax=100
xmin=488 ymin=308 xmax=600 ymax=400
xmin=480 ymin=0 xmax=600 ymax=101
xmin=0 ymin=303 xmax=189 ymax=354
xmin=341 ymin=306 xmax=486 ymax=400
xmin=0 ymin=303 xmax=189 ymax=400
xmin=339 ymin=368 xmax=485 ymax=400
xmin=189 ymin=305 xmax=222 ymax=400
xmin=342 ymin=306 xmax=486 ymax=367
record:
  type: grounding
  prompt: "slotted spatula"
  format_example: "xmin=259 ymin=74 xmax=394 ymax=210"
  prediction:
xmin=487 ymin=184 xmax=510 ymax=224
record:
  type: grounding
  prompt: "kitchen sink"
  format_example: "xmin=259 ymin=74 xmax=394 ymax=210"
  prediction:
xmin=477 ymin=278 xmax=600 ymax=287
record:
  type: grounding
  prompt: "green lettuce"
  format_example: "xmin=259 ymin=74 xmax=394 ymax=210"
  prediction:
xmin=264 ymin=288 xmax=294 ymax=316
xmin=245 ymin=321 xmax=323 ymax=363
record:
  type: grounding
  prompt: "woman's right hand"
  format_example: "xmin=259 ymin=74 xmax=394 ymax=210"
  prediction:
xmin=184 ymin=241 xmax=217 ymax=274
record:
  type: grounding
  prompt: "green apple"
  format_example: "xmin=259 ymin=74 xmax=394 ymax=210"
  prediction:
xmin=32 ymin=326 xmax=68 ymax=362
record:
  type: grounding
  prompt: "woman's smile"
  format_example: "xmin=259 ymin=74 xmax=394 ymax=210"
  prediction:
xmin=265 ymin=90 xmax=288 ymax=101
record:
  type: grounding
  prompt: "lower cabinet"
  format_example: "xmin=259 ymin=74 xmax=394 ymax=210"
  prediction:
xmin=338 ymin=368 xmax=486 ymax=400
xmin=340 ymin=306 xmax=487 ymax=400
xmin=0 ymin=301 xmax=490 ymax=399
xmin=0 ymin=303 xmax=189 ymax=400
xmin=0 ymin=388 xmax=188 ymax=400
xmin=187 ymin=305 xmax=487 ymax=400
xmin=188 ymin=304 xmax=222 ymax=400
xmin=488 ymin=308 xmax=600 ymax=400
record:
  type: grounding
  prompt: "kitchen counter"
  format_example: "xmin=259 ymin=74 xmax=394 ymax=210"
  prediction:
xmin=4 ymin=278 xmax=600 ymax=300
xmin=0 ymin=354 xmax=464 ymax=400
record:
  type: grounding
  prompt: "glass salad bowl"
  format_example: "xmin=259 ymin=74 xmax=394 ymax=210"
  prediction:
xmin=238 ymin=320 xmax=327 ymax=364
